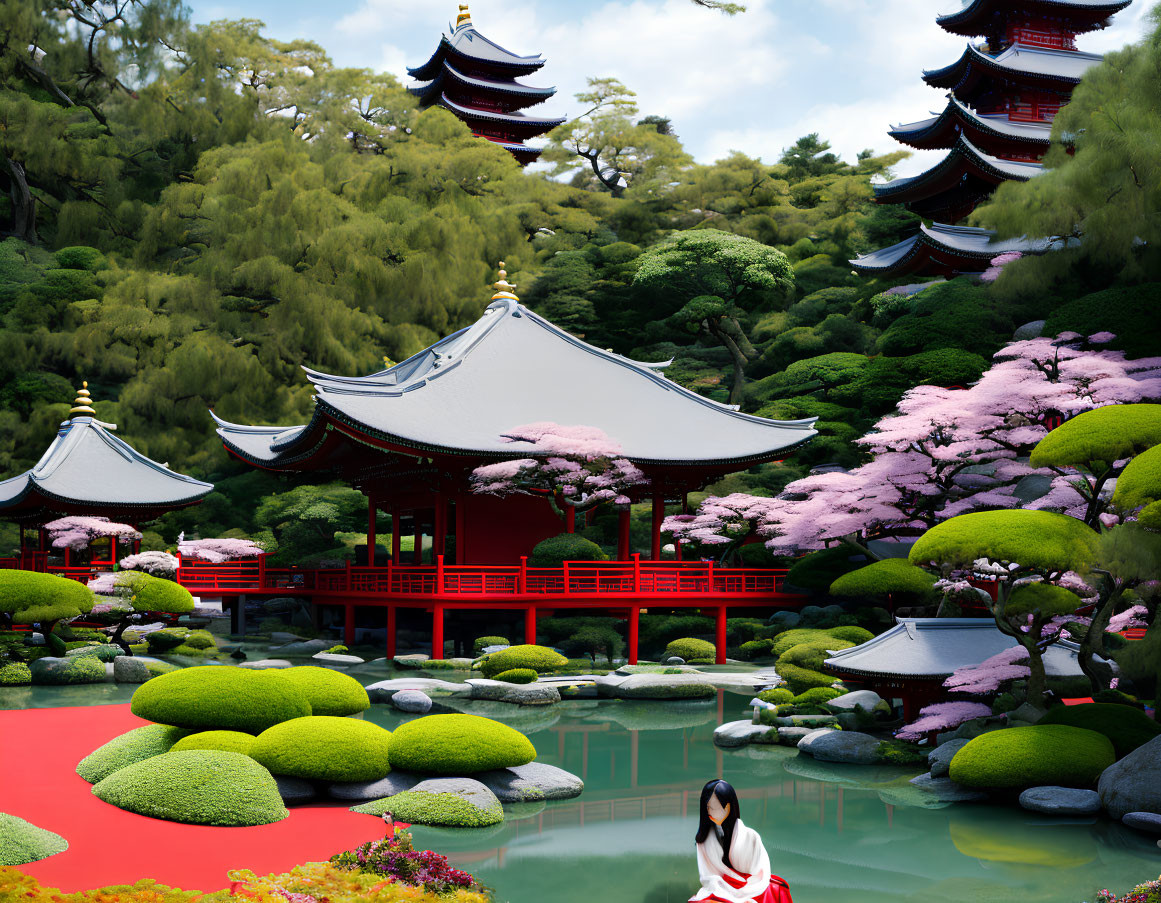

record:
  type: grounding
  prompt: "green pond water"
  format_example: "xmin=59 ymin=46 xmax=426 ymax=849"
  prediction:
xmin=4 ymin=657 xmax=1159 ymax=903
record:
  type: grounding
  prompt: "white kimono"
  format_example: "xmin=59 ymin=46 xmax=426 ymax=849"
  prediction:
xmin=690 ymin=819 xmax=773 ymax=903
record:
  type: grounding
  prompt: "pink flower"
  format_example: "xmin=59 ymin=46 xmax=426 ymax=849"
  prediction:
xmin=178 ymin=538 xmax=265 ymax=563
xmin=896 ymin=701 xmax=993 ymax=740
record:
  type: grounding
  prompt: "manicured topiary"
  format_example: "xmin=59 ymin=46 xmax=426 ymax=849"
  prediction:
xmin=825 ymin=625 xmax=875 ymax=645
xmin=92 ymin=749 xmax=288 ymax=826
xmin=1030 ymin=404 xmax=1161 ymax=471
xmin=479 ymin=644 xmax=568 ymax=679
xmin=775 ymin=663 xmax=838 ymax=696
xmin=76 ymin=723 xmax=192 ymax=783
xmin=909 ymin=510 xmax=1100 ymax=573
xmin=494 ymin=668 xmax=538 ymax=684
xmin=777 ymin=638 xmax=854 ymax=673
xmin=0 ymin=570 xmax=94 ymax=654
xmin=351 ymin=789 xmax=503 ymax=828
xmin=1039 ymin=703 xmax=1161 ymax=758
xmin=793 ymin=687 xmax=846 ymax=706
xmin=251 ymin=716 xmax=391 ymax=782
xmin=146 ymin=628 xmax=189 ymax=651
xmin=145 ymin=660 xmax=178 ymax=677
xmin=388 ymin=714 xmax=536 ymax=775
xmin=1114 ymin=443 xmax=1161 ymax=511
xmin=770 ymin=628 xmax=836 ymax=658
xmin=0 ymin=663 xmax=31 ymax=685
xmin=172 ymin=730 xmax=257 ymax=757
xmin=130 ymin=666 xmax=311 ymax=733
xmin=0 ymin=813 xmax=68 ymax=865
xmin=1005 ymin=582 xmax=1082 ymax=618
xmin=757 ymin=687 xmax=794 ymax=705
xmin=738 ymin=639 xmax=773 ymax=660
xmin=179 ymin=630 xmax=216 ymax=650
xmin=474 ymin=636 xmax=509 ymax=655
xmin=65 ymin=644 xmax=121 ymax=662
xmin=948 ymin=725 xmax=1116 ymax=790
xmin=31 ymin=654 xmax=105 ymax=685
xmin=664 ymin=637 xmax=715 ymax=661
xmin=279 ymin=666 xmax=370 ymax=716
xmin=829 ymin=559 xmax=936 ymax=601
xmin=529 ymin=533 xmax=609 ymax=566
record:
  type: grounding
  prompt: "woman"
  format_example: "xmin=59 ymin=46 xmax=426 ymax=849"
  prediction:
xmin=690 ymin=780 xmax=791 ymax=903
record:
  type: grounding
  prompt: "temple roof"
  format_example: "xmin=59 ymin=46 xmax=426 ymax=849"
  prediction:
xmin=437 ymin=94 xmax=566 ymax=130
xmin=924 ymin=42 xmax=1103 ymax=91
xmin=408 ymin=17 xmax=546 ymax=80
xmin=849 ymin=222 xmax=1060 ymax=277
xmin=410 ymin=62 xmax=556 ymax=107
xmin=0 ymin=410 xmax=213 ymax=523
xmin=936 ymin=0 xmax=1133 ymax=37
xmin=890 ymin=95 xmax=1054 ymax=151
xmin=824 ymin=618 xmax=1098 ymax=679
xmin=213 ymin=298 xmax=817 ymax=471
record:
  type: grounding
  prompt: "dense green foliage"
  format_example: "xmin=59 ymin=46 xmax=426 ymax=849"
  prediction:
xmin=1031 ymin=405 xmax=1161 ymax=471
xmin=473 ymin=636 xmax=509 ymax=655
xmin=171 ymin=730 xmax=258 ymax=757
xmin=0 ymin=813 xmax=68 ymax=866
xmin=1114 ymin=444 xmax=1161 ymax=511
xmin=0 ymin=662 xmax=31 ymax=685
xmin=479 ymin=645 xmax=569 ymax=679
xmin=92 ymin=750 xmax=288 ymax=826
xmin=252 ymin=716 xmax=392 ymax=782
xmin=909 ymin=511 xmax=1101 ymax=572
xmin=130 ymin=666 xmax=312 ymax=732
xmin=1040 ymin=703 xmax=1161 ymax=758
xmin=829 ymin=559 xmax=935 ymax=599
xmin=388 ymin=714 xmax=536 ymax=775
xmin=948 ymin=725 xmax=1116 ymax=790
xmin=0 ymin=570 xmax=94 ymax=626
xmin=664 ymin=637 xmax=716 ymax=662
xmin=76 ymin=723 xmax=192 ymax=783
xmin=528 ymin=533 xmax=609 ymax=566
xmin=351 ymin=789 xmax=503 ymax=828
xmin=493 ymin=668 xmax=538 ymax=684
xmin=116 ymin=571 xmax=195 ymax=615
xmin=757 ymin=687 xmax=795 ymax=705
xmin=279 ymin=666 xmax=370 ymax=717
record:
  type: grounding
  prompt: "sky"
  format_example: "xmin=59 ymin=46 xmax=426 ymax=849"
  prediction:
xmin=183 ymin=0 xmax=1155 ymax=177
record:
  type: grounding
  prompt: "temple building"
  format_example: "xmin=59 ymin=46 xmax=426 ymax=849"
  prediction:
xmin=408 ymin=5 xmax=565 ymax=165
xmin=852 ymin=0 xmax=1131 ymax=278
xmin=0 ymin=383 xmax=213 ymax=571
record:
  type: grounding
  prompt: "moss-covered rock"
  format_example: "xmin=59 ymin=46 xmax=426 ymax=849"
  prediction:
xmin=664 ymin=637 xmax=716 ymax=661
xmin=29 ymin=655 xmax=106 ymax=685
xmin=0 ymin=813 xmax=68 ymax=865
xmin=948 ymin=725 xmax=1116 ymax=790
xmin=172 ymin=729 xmax=258 ymax=757
xmin=251 ymin=716 xmax=391 ymax=782
xmin=76 ymin=723 xmax=192 ymax=783
xmin=479 ymin=644 xmax=568 ymax=679
xmin=757 ymin=687 xmax=795 ymax=705
xmin=350 ymin=778 xmax=503 ymax=827
xmin=279 ymin=666 xmax=370 ymax=716
xmin=793 ymin=687 xmax=846 ymax=706
xmin=776 ymin=662 xmax=839 ymax=695
xmin=130 ymin=665 xmax=311 ymax=732
xmin=1040 ymin=703 xmax=1161 ymax=759
xmin=92 ymin=750 xmax=288 ymax=826
xmin=494 ymin=668 xmax=538 ymax=684
xmin=770 ymin=628 xmax=838 ymax=657
xmin=388 ymin=714 xmax=536 ymax=775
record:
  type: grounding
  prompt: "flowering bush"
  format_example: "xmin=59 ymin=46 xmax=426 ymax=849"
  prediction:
xmin=45 ymin=516 xmax=142 ymax=551
xmin=330 ymin=828 xmax=483 ymax=896
xmin=896 ymin=701 xmax=994 ymax=741
xmin=1091 ymin=876 xmax=1161 ymax=903
xmin=178 ymin=537 xmax=265 ymax=563
xmin=120 ymin=550 xmax=180 ymax=577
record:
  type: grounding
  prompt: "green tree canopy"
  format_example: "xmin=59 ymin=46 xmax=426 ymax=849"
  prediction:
xmin=1113 ymin=443 xmax=1161 ymax=512
xmin=909 ymin=510 xmax=1101 ymax=574
xmin=829 ymin=558 xmax=936 ymax=598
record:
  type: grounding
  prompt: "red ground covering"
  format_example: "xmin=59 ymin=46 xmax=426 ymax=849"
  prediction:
xmin=0 ymin=704 xmax=387 ymax=892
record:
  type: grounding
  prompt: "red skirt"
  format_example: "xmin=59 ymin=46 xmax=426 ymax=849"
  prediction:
xmin=700 ymin=873 xmax=792 ymax=903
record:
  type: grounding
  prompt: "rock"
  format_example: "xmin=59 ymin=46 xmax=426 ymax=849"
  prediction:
xmin=311 ymin=652 xmax=365 ymax=665
xmin=466 ymin=678 xmax=560 ymax=706
xmin=270 ymin=631 xmax=306 ymax=645
xmin=481 ymin=645 xmax=509 ymax=655
xmin=951 ymin=719 xmax=1006 ymax=741
xmin=797 ymin=730 xmax=882 ymax=765
xmin=270 ymin=639 xmax=330 ymax=656
xmin=768 ymin=714 xmax=839 ymax=728
xmin=1008 ymin=702 xmax=1046 ymax=725
xmin=365 ymin=678 xmax=472 ymax=702
xmin=328 ymin=772 xmax=419 ymax=802
xmin=1014 ymin=473 xmax=1056 ymax=505
xmin=778 ymin=726 xmax=832 ymax=747
xmin=1014 ymin=319 xmax=1046 ymax=340
xmin=393 ymin=654 xmax=431 ymax=669
xmin=476 ymin=763 xmax=584 ymax=802
xmin=27 ymin=633 xmax=45 ymax=646
xmin=713 ymin=721 xmax=778 ymax=749
xmin=1123 ymin=812 xmax=1161 ymax=834
xmin=29 ymin=656 xmax=107 ymax=685
xmin=768 ymin=611 xmax=801 ymax=628
xmin=238 ymin=659 xmax=293 ymax=670
xmin=112 ymin=656 xmax=152 ymax=684
xmin=275 ymin=776 xmax=318 ymax=804
xmin=1098 ymin=735 xmax=1161 ymax=820
xmin=799 ymin=605 xmax=825 ymax=623
xmin=825 ymin=690 xmax=884 ymax=714
xmin=908 ymin=772 xmax=989 ymax=803
xmin=401 ymin=777 xmax=502 ymax=825
xmin=928 ymin=739 xmax=970 ymax=779
xmin=666 ymin=656 xmax=686 ymax=665
xmin=391 ymin=690 xmax=432 ymax=714
xmin=835 ymin=713 xmax=863 ymax=731
xmin=1018 ymin=786 xmax=1101 ymax=816
xmin=611 ymin=674 xmax=716 ymax=700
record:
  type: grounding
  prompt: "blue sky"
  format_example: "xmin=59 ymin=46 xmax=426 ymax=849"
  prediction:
xmin=184 ymin=0 xmax=1154 ymax=177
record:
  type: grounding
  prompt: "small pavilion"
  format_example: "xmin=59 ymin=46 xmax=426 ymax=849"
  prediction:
xmin=0 ymin=383 xmax=213 ymax=572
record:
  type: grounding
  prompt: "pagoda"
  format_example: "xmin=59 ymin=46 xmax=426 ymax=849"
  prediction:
xmin=407 ymin=5 xmax=565 ymax=165
xmin=852 ymin=0 xmax=1131 ymax=278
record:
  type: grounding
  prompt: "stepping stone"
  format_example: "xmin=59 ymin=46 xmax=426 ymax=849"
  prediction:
xmin=238 ymin=659 xmax=293 ymax=670
xmin=311 ymin=652 xmax=365 ymax=665
xmin=1019 ymin=786 xmax=1100 ymax=816
xmin=476 ymin=763 xmax=584 ymax=802
xmin=365 ymin=678 xmax=472 ymax=701
xmin=466 ymin=678 xmax=560 ymax=706
xmin=329 ymin=772 xmax=419 ymax=802
xmin=797 ymin=730 xmax=882 ymax=765
xmin=713 ymin=721 xmax=777 ymax=749
xmin=908 ymin=772 xmax=989 ymax=803
xmin=391 ymin=690 xmax=432 ymax=714
xmin=1123 ymin=812 xmax=1161 ymax=834
xmin=928 ymin=738 xmax=970 ymax=778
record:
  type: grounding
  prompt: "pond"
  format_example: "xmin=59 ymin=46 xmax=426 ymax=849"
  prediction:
xmin=4 ymin=661 xmax=1159 ymax=903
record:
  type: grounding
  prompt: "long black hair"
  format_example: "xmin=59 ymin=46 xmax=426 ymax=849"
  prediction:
xmin=694 ymin=779 xmax=740 ymax=870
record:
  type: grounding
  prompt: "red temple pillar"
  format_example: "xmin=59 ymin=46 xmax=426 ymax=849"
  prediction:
xmin=524 ymin=606 xmax=537 ymax=645
xmin=344 ymin=604 xmax=356 ymax=648
xmin=617 ymin=508 xmax=631 ymax=560
xmin=715 ymin=606 xmax=727 ymax=665
xmin=391 ymin=508 xmax=401 ymax=565
xmin=386 ymin=605 xmax=397 ymax=659
xmin=366 ymin=495 xmax=377 ymax=566
xmin=650 ymin=494 xmax=664 ymax=561
xmin=431 ymin=604 xmax=445 ymax=659
xmin=627 ymin=606 xmax=640 ymax=665
xmin=413 ymin=513 xmax=423 ymax=565
xmin=433 ymin=493 xmax=446 ymax=559
xmin=565 ymin=504 xmax=576 ymax=534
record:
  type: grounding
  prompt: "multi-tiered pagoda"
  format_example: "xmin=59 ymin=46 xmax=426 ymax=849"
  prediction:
xmin=408 ymin=5 xmax=565 ymax=165
xmin=852 ymin=0 xmax=1131 ymax=278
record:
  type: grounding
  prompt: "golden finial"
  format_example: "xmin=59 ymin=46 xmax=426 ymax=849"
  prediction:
xmin=491 ymin=260 xmax=519 ymax=302
xmin=70 ymin=381 xmax=96 ymax=417
xmin=456 ymin=3 xmax=472 ymax=27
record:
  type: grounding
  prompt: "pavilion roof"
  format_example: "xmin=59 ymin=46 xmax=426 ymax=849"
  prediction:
xmin=212 ymin=298 xmax=817 ymax=471
xmin=437 ymin=94 xmax=566 ymax=130
xmin=408 ymin=18 xmax=546 ymax=81
xmin=849 ymin=222 xmax=1060 ymax=277
xmin=890 ymin=95 xmax=1054 ymax=151
xmin=824 ymin=617 xmax=1097 ymax=680
xmin=409 ymin=62 xmax=556 ymax=107
xmin=0 ymin=412 xmax=213 ymax=523
xmin=936 ymin=0 xmax=1132 ymax=37
xmin=924 ymin=42 xmax=1103 ymax=91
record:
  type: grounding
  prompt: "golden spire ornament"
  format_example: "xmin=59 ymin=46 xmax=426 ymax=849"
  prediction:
xmin=69 ymin=381 xmax=96 ymax=417
xmin=491 ymin=261 xmax=519 ymax=302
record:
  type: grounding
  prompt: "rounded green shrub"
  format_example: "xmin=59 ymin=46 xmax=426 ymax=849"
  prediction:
xmin=145 ymin=628 xmax=188 ymax=651
xmin=388 ymin=714 xmax=536 ymax=775
xmin=0 ymin=813 xmax=68 ymax=865
xmin=474 ymin=635 xmax=509 ymax=655
xmin=529 ymin=533 xmax=609 ymax=566
xmin=826 ymin=626 xmax=875 ymax=645
xmin=66 ymin=644 xmax=121 ymax=663
xmin=948 ymin=725 xmax=1116 ymax=790
xmin=777 ymin=638 xmax=855 ymax=672
xmin=351 ymin=789 xmax=503 ymax=827
xmin=770 ymin=628 xmax=836 ymax=657
xmin=776 ymin=662 xmax=838 ymax=695
xmin=793 ymin=687 xmax=846 ymax=706
xmin=130 ymin=666 xmax=312 ymax=733
xmin=664 ymin=637 xmax=715 ymax=661
xmin=279 ymin=666 xmax=370 ymax=716
xmin=92 ymin=750 xmax=288 ymax=826
xmin=1039 ymin=703 xmax=1161 ymax=758
xmin=738 ymin=639 xmax=773 ymax=660
xmin=118 ymin=571 xmax=195 ymax=617
xmin=76 ymin=723 xmax=192 ymax=783
xmin=180 ymin=630 xmax=216 ymax=650
xmin=757 ymin=687 xmax=794 ymax=705
xmin=829 ymin=559 xmax=936 ymax=600
xmin=479 ymin=644 xmax=568 ymax=679
xmin=0 ymin=569 xmax=94 ymax=626
xmin=494 ymin=668 xmax=538 ymax=684
xmin=251 ymin=716 xmax=391 ymax=782
xmin=0 ymin=663 xmax=31 ymax=685
xmin=172 ymin=730 xmax=258 ymax=757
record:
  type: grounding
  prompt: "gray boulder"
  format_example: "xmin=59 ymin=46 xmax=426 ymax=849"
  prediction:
xmin=365 ymin=678 xmax=472 ymax=702
xmin=476 ymin=763 xmax=584 ymax=802
xmin=392 ymin=689 xmax=432 ymax=714
xmin=928 ymin=738 xmax=970 ymax=779
xmin=1014 ymin=319 xmax=1046 ymax=340
xmin=275 ymin=776 xmax=318 ymax=804
xmin=393 ymin=654 xmax=431 ymax=669
xmin=311 ymin=652 xmax=365 ymax=665
xmin=467 ymin=678 xmax=561 ymax=706
xmin=768 ymin=714 xmax=839 ymax=728
xmin=1123 ymin=812 xmax=1161 ymax=834
xmin=238 ymin=659 xmax=293 ymax=670
xmin=29 ymin=656 xmax=107 ymax=685
xmin=666 ymin=656 xmax=686 ymax=665
xmin=270 ymin=631 xmax=306 ymax=644
xmin=481 ymin=644 xmax=509 ymax=655
xmin=908 ymin=772 xmax=989 ymax=803
xmin=768 ymin=611 xmax=801 ymax=628
xmin=329 ymin=772 xmax=419 ymax=802
xmin=112 ymin=656 xmax=153 ymax=684
xmin=777 ymin=726 xmax=833 ymax=748
xmin=1018 ymin=786 xmax=1101 ymax=816
xmin=1098 ymin=734 xmax=1161 ymax=819
xmin=373 ymin=777 xmax=503 ymax=827
xmin=713 ymin=721 xmax=777 ymax=749
xmin=797 ymin=730 xmax=882 ymax=765
xmin=825 ymin=690 xmax=884 ymax=714
xmin=271 ymin=639 xmax=330 ymax=656
xmin=1007 ymin=702 xmax=1046 ymax=725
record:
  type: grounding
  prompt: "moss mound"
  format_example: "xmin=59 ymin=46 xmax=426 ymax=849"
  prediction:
xmin=388 ymin=714 xmax=536 ymax=775
xmin=529 ymin=533 xmax=608 ymax=566
xmin=92 ymin=750 xmax=288 ymax=826
xmin=793 ymin=687 xmax=846 ymax=705
xmin=351 ymin=789 xmax=503 ymax=828
xmin=172 ymin=730 xmax=258 ymax=757
xmin=130 ymin=665 xmax=311 ymax=733
xmin=0 ymin=813 xmax=68 ymax=865
xmin=1039 ymin=703 xmax=1161 ymax=758
xmin=0 ymin=662 xmax=31 ymax=685
xmin=770 ymin=628 xmax=837 ymax=657
xmin=948 ymin=725 xmax=1116 ymax=790
xmin=279 ymin=666 xmax=370 ymax=716
xmin=494 ymin=668 xmax=538 ymax=684
xmin=479 ymin=644 xmax=568 ymax=679
xmin=825 ymin=626 xmax=875 ymax=645
xmin=76 ymin=723 xmax=192 ymax=784
xmin=778 ymin=638 xmax=855 ymax=672
xmin=776 ymin=663 xmax=838 ymax=695
xmin=757 ymin=687 xmax=795 ymax=705
xmin=251 ymin=716 xmax=391 ymax=782
xmin=664 ymin=637 xmax=715 ymax=661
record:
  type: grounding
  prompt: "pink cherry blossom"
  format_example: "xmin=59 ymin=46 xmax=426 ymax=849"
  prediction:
xmin=896 ymin=701 xmax=994 ymax=740
xmin=46 ymin=516 xmax=142 ymax=551
xmin=943 ymin=646 xmax=1031 ymax=695
xmin=178 ymin=537 xmax=265 ymax=563
xmin=120 ymin=551 xmax=180 ymax=577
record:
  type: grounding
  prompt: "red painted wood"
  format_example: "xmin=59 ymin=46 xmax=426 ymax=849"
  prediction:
xmin=715 ymin=605 xmax=727 ymax=665
xmin=565 ymin=504 xmax=576 ymax=534
xmin=343 ymin=603 xmax=355 ymax=647
xmin=617 ymin=508 xmax=631 ymax=560
xmin=366 ymin=495 xmax=376 ymax=565
xmin=628 ymin=606 xmax=640 ymax=665
xmin=386 ymin=605 xmax=397 ymax=658
xmin=434 ymin=494 xmax=446 ymax=559
xmin=525 ymin=605 xmax=537 ymax=645
xmin=431 ymin=603 xmax=445 ymax=659
xmin=651 ymin=494 xmax=664 ymax=561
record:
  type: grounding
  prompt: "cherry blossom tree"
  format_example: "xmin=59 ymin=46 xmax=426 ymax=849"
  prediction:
xmin=178 ymin=537 xmax=265 ymax=564
xmin=896 ymin=701 xmax=994 ymax=741
xmin=45 ymin=516 xmax=141 ymax=552
xmin=119 ymin=551 xmax=180 ymax=578
xmin=662 ymin=493 xmax=781 ymax=559
xmin=943 ymin=645 xmax=1033 ymax=696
